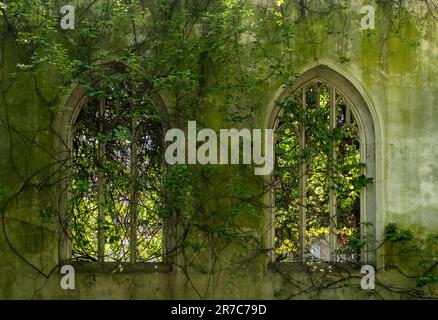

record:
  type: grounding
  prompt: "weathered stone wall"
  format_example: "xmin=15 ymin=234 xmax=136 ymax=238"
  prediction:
xmin=1 ymin=1 xmax=438 ymax=299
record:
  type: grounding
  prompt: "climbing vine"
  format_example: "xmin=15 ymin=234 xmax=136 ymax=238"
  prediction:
xmin=1 ymin=0 xmax=438 ymax=299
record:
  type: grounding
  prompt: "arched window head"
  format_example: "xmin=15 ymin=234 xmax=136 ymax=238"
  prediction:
xmin=69 ymin=78 xmax=165 ymax=263
xmin=273 ymin=74 xmax=375 ymax=264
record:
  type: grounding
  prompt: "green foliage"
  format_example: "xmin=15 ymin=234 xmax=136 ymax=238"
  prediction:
xmin=417 ymin=272 xmax=438 ymax=288
xmin=163 ymin=164 xmax=194 ymax=220
xmin=384 ymin=223 xmax=414 ymax=243
xmin=1 ymin=0 xmax=437 ymax=299
xmin=67 ymin=71 xmax=166 ymax=262
xmin=39 ymin=207 xmax=55 ymax=224
xmin=274 ymin=83 xmax=371 ymax=262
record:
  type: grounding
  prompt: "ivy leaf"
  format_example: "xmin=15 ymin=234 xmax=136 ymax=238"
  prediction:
xmin=73 ymin=179 xmax=89 ymax=193
xmin=40 ymin=207 xmax=55 ymax=224
xmin=384 ymin=223 xmax=413 ymax=243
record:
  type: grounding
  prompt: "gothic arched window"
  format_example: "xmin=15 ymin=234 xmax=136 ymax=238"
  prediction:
xmin=67 ymin=79 xmax=165 ymax=263
xmin=272 ymin=68 xmax=376 ymax=264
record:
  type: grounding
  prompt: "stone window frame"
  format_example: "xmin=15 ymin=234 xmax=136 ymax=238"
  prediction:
xmin=266 ymin=65 xmax=377 ymax=267
xmin=56 ymin=68 xmax=173 ymax=273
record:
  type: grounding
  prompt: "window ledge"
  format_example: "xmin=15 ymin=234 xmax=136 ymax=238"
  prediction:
xmin=268 ymin=262 xmax=370 ymax=274
xmin=61 ymin=261 xmax=172 ymax=274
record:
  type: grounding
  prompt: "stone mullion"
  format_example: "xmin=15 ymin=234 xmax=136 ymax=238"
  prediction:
xmin=129 ymin=113 xmax=139 ymax=263
xmin=329 ymin=86 xmax=338 ymax=262
xmin=97 ymin=97 xmax=106 ymax=263
xmin=299 ymin=88 xmax=307 ymax=261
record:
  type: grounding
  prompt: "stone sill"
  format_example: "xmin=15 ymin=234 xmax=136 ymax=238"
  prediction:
xmin=60 ymin=261 xmax=172 ymax=274
xmin=268 ymin=262 xmax=370 ymax=274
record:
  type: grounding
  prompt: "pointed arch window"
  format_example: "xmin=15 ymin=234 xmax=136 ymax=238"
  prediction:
xmin=273 ymin=73 xmax=376 ymax=264
xmin=67 ymin=80 xmax=165 ymax=263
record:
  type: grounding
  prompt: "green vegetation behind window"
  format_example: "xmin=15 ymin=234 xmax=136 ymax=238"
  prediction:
xmin=274 ymin=80 xmax=371 ymax=263
xmin=70 ymin=80 xmax=164 ymax=263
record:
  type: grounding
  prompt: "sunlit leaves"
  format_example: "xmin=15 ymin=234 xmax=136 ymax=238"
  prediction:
xmin=70 ymin=80 xmax=165 ymax=262
xmin=274 ymin=84 xmax=371 ymax=262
